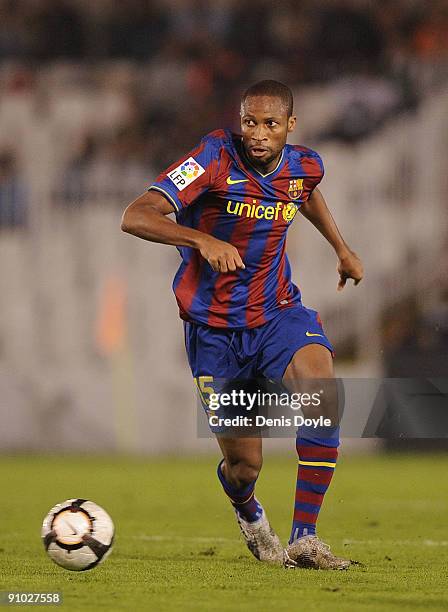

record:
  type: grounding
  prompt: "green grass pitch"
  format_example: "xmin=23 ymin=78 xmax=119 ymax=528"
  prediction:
xmin=1 ymin=452 xmax=447 ymax=611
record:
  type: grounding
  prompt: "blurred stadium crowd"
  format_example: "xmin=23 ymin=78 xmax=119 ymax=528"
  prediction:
xmin=1 ymin=0 xmax=448 ymax=222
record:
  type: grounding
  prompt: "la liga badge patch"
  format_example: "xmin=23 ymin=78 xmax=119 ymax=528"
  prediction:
xmin=168 ymin=157 xmax=205 ymax=191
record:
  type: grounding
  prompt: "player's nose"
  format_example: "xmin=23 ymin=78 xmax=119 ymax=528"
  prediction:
xmin=252 ymin=124 xmax=268 ymax=141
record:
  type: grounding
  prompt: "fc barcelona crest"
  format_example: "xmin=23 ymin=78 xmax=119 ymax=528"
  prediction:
xmin=288 ymin=179 xmax=303 ymax=200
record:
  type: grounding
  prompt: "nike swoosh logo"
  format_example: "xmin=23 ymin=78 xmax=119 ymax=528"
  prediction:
xmin=226 ymin=176 xmax=249 ymax=185
xmin=306 ymin=331 xmax=324 ymax=337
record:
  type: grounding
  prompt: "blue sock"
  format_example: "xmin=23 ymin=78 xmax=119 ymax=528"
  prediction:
xmin=217 ymin=460 xmax=263 ymax=523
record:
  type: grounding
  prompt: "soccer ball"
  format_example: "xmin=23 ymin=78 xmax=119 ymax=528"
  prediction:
xmin=41 ymin=499 xmax=114 ymax=571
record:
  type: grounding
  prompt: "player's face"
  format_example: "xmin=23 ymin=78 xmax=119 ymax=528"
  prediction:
xmin=240 ymin=95 xmax=296 ymax=171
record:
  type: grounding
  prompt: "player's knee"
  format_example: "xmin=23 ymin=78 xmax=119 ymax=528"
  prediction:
xmin=225 ymin=458 xmax=262 ymax=488
xmin=285 ymin=345 xmax=334 ymax=380
xmin=294 ymin=357 xmax=333 ymax=379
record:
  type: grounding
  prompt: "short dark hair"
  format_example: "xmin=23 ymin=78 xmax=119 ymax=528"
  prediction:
xmin=241 ymin=80 xmax=294 ymax=117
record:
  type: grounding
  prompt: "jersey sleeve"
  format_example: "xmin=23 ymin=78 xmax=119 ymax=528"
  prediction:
xmin=305 ymin=152 xmax=325 ymax=199
xmin=148 ymin=133 xmax=222 ymax=212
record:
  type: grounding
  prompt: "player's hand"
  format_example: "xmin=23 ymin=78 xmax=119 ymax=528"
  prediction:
xmin=197 ymin=235 xmax=245 ymax=273
xmin=337 ymin=250 xmax=363 ymax=291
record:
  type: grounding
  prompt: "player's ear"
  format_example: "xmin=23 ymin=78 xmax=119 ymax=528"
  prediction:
xmin=287 ymin=115 xmax=297 ymax=133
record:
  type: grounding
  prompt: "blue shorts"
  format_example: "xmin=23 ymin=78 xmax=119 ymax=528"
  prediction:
xmin=184 ymin=305 xmax=333 ymax=381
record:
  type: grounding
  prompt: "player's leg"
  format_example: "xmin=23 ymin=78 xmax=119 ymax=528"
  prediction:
xmin=257 ymin=306 xmax=349 ymax=569
xmin=283 ymin=343 xmax=350 ymax=569
xmin=283 ymin=344 xmax=338 ymax=542
xmin=216 ymin=434 xmax=292 ymax=565
xmin=216 ymin=435 xmax=263 ymax=522
xmin=184 ymin=321 xmax=289 ymax=564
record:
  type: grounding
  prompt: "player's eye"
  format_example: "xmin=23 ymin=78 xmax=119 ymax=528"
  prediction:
xmin=244 ymin=119 xmax=256 ymax=127
xmin=266 ymin=121 xmax=278 ymax=128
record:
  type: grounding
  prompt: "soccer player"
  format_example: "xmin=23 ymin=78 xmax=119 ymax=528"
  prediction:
xmin=121 ymin=80 xmax=363 ymax=569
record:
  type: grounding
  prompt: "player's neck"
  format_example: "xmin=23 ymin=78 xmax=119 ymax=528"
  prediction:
xmin=253 ymin=153 xmax=282 ymax=175
xmin=242 ymin=147 xmax=284 ymax=176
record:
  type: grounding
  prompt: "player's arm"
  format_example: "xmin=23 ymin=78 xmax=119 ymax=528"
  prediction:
xmin=121 ymin=190 xmax=245 ymax=273
xmin=300 ymin=187 xmax=363 ymax=290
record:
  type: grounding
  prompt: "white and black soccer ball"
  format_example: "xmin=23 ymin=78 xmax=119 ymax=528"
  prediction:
xmin=42 ymin=499 xmax=114 ymax=571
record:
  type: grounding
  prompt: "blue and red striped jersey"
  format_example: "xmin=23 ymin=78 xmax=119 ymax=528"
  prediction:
xmin=149 ymin=129 xmax=324 ymax=329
